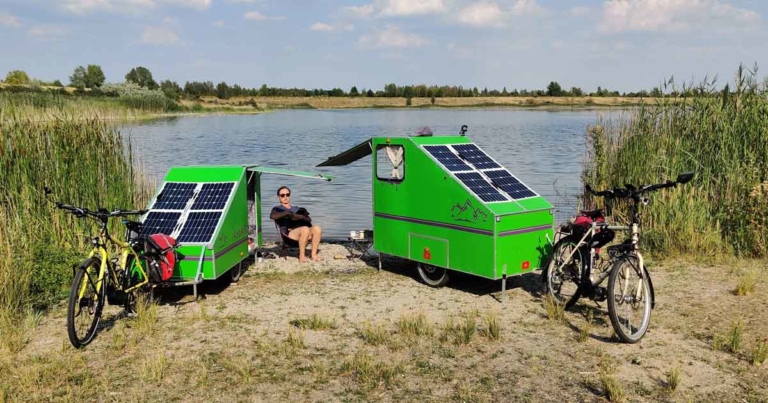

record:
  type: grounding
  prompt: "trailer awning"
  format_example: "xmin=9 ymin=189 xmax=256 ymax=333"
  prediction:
xmin=245 ymin=166 xmax=333 ymax=181
xmin=316 ymin=138 xmax=372 ymax=167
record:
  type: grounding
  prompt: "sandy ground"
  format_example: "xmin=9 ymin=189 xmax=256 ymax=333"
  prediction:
xmin=1 ymin=243 xmax=766 ymax=402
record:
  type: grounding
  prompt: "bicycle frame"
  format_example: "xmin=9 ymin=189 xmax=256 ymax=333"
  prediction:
xmin=77 ymin=223 xmax=149 ymax=301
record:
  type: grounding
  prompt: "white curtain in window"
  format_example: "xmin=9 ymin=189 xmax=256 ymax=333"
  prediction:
xmin=385 ymin=146 xmax=404 ymax=179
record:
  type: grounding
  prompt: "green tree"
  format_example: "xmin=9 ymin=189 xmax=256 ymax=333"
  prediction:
xmin=350 ymin=86 xmax=359 ymax=96
xmin=216 ymin=81 xmax=229 ymax=99
xmin=69 ymin=66 xmax=87 ymax=88
xmin=570 ymin=87 xmax=583 ymax=97
xmin=259 ymin=84 xmax=269 ymax=96
xmin=546 ymin=81 xmax=564 ymax=96
xmin=651 ymin=87 xmax=663 ymax=97
xmin=5 ymin=70 xmax=30 ymax=85
xmin=125 ymin=66 xmax=157 ymax=89
xmin=52 ymin=79 xmax=63 ymax=87
xmin=501 ymin=87 xmax=509 ymax=96
xmin=160 ymin=80 xmax=182 ymax=100
xmin=84 ymin=65 xmax=105 ymax=88
xmin=367 ymin=89 xmax=374 ymax=97
xmin=430 ymin=96 xmax=435 ymax=105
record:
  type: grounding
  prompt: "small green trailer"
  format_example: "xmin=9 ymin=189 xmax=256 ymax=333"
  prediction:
xmin=318 ymin=134 xmax=554 ymax=287
xmin=140 ymin=165 xmax=331 ymax=297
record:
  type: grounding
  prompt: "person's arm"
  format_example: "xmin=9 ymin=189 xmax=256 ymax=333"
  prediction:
xmin=292 ymin=207 xmax=311 ymax=222
xmin=270 ymin=208 xmax=293 ymax=221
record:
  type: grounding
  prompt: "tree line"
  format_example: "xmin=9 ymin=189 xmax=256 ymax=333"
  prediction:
xmin=3 ymin=66 xmax=669 ymax=100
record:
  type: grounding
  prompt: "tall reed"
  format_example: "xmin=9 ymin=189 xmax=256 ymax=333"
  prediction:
xmin=583 ymin=65 xmax=768 ymax=257
xmin=0 ymin=106 xmax=152 ymax=337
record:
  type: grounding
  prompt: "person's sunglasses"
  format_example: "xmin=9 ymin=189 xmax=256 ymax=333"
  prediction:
xmin=279 ymin=193 xmax=291 ymax=197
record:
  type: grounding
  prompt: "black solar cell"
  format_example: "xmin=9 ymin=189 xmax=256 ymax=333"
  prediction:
xmin=151 ymin=182 xmax=197 ymax=210
xmin=455 ymin=172 xmax=507 ymax=202
xmin=177 ymin=211 xmax=222 ymax=243
xmin=484 ymin=169 xmax=537 ymax=199
xmin=453 ymin=144 xmax=501 ymax=170
xmin=424 ymin=145 xmax=472 ymax=172
xmin=191 ymin=183 xmax=235 ymax=210
xmin=141 ymin=211 xmax=181 ymax=237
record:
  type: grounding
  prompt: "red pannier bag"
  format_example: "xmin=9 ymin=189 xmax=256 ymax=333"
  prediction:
xmin=146 ymin=234 xmax=179 ymax=282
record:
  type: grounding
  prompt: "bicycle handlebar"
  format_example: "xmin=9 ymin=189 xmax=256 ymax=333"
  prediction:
xmin=585 ymin=172 xmax=694 ymax=200
xmin=54 ymin=202 xmax=147 ymax=220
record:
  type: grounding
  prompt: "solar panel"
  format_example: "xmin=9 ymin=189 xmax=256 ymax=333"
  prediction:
xmin=191 ymin=183 xmax=234 ymax=210
xmin=151 ymin=182 xmax=197 ymax=210
xmin=455 ymin=172 xmax=507 ymax=202
xmin=424 ymin=145 xmax=473 ymax=172
xmin=453 ymin=144 xmax=501 ymax=170
xmin=141 ymin=211 xmax=181 ymax=237
xmin=484 ymin=169 xmax=537 ymax=200
xmin=177 ymin=212 xmax=223 ymax=243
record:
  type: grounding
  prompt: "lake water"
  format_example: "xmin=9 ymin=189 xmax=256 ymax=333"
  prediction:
xmin=123 ymin=109 xmax=609 ymax=240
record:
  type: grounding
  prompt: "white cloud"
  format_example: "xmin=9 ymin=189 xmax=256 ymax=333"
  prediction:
xmin=164 ymin=0 xmax=211 ymax=10
xmin=212 ymin=20 xmax=225 ymax=27
xmin=0 ymin=11 xmax=21 ymax=27
xmin=59 ymin=0 xmax=211 ymax=15
xmin=456 ymin=0 xmax=547 ymax=27
xmin=599 ymin=0 xmax=761 ymax=33
xmin=377 ymin=0 xmax=445 ymax=17
xmin=509 ymin=0 xmax=546 ymax=16
xmin=244 ymin=11 xmax=285 ymax=21
xmin=343 ymin=4 xmax=375 ymax=19
xmin=458 ymin=2 xmax=505 ymax=27
xmin=28 ymin=25 xmax=70 ymax=40
xmin=139 ymin=25 xmax=179 ymax=45
xmin=310 ymin=22 xmax=354 ymax=32
xmin=356 ymin=25 xmax=429 ymax=48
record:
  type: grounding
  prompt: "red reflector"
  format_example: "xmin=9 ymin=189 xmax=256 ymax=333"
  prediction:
xmin=522 ymin=261 xmax=530 ymax=270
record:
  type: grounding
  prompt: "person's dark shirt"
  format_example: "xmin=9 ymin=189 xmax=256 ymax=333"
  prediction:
xmin=271 ymin=205 xmax=311 ymax=235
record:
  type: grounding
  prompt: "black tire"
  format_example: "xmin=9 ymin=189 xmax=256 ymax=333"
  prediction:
xmin=230 ymin=262 xmax=243 ymax=283
xmin=66 ymin=258 xmax=105 ymax=349
xmin=417 ymin=262 xmax=449 ymax=288
xmin=607 ymin=256 xmax=652 ymax=343
xmin=123 ymin=254 xmax=147 ymax=315
xmin=543 ymin=236 xmax=585 ymax=306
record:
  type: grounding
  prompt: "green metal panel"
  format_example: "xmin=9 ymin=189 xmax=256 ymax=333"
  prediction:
xmin=210 ymin=172 xmax=249 ymax=279
xmin=408 ymin=234 xmax=448 ymax=268
xmin=163 ymin=165 xmax=244 ymax=182
xmin=493 ymin=211 xmax=553 ymax=279
xmin=409 ymin=136 xmax=472 ymax=146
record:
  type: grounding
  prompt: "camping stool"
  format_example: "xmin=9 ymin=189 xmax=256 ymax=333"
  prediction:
xmin=275 ymin=222 xmax=299 ymax=259
xmin=347 ymin=232 xmax=374 ymax=260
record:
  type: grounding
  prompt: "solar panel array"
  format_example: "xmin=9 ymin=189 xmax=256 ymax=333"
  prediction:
xmin=141 ymin=181 xmax=235 ymax=244
xmin=423 ymin=143 xmax=538 ymax=204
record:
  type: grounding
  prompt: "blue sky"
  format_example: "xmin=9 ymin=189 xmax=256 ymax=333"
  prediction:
xmin=1 ymin=0 xmax=766 ymax=92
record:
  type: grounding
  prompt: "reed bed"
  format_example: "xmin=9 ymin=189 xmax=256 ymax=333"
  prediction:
xmin=582 ymin=65 xmax=768 ymax=257
xmin=0 ymin=106 xmax=152 ymax=350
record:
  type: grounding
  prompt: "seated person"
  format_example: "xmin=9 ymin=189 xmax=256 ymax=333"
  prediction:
xmin=270 ymin=186 xmax=323 ymax=262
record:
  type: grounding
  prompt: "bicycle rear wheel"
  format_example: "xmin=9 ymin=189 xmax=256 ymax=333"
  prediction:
xmin=66 ymin=257 xmax=105 ymax=348
xmin=544 ymin=236 xmax=584 ymax=305
xmin=607 ymin=256 xmax=652 ymax=343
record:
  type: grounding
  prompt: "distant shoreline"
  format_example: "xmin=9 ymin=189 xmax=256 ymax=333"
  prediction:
xmin=194 ymin=95 xmax=651 ymax=111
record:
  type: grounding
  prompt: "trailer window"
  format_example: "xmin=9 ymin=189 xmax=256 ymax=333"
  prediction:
xmin=376 ymin=145 xmax=404 ymax=182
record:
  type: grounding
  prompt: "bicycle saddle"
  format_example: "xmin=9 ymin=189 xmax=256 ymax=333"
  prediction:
xmin=123 ymin=219 xmax=143 ymax=233
xmin=579 ymin=209 xmax=603 ymax=219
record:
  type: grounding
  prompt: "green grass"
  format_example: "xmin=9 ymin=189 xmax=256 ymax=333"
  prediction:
xmin=357 ymin=322 xmax=390 ymax=345
xmin=749 ymin=338 xmax=768 ymax=366
xmin=582 ymin=65 xmax=768 ymax=258
xmin=289 ymin=314 xmax=337 ymax=330
xmin=395 ymin=313 xmax=433 ymax=338
xmin=735 ymin=270 xmax=758 ymax=295
xmin=665 ymin=365 xmax=682 ymax=393
xmin=0 ymin=109 xmax=153 ymax=353
xmin=340 ymin=351 xmax=404 ymax=391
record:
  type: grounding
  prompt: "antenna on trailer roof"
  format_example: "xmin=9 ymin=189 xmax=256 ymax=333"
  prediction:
xmin=459 ymin=125 xmax=468 ymax=136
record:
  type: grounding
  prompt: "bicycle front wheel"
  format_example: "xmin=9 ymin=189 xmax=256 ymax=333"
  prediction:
xmin=607 ymin=256 xmax=652 ymax=343
xmin=66 ymin=257 xmax=105 ymax=348
xmin=544 ymin=236 xmax=584 ymax=305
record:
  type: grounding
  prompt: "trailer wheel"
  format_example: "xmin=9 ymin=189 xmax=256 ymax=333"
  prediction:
xmin=417 ymin=263 xmax=450 ymax=288
xmin=230 ymin=262 xmax=243 ymax=283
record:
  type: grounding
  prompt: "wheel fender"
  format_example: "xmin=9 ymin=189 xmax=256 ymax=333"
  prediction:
xmin=644 ymin=266 xmax=655 ymax=310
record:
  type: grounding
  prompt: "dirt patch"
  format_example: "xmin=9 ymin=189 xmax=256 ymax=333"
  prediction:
xmin=1 ymin=249 xmax=766 ymax=402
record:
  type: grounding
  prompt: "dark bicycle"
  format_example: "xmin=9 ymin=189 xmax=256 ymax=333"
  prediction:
xmin=542 ymin=172 xmax=694 ymax=343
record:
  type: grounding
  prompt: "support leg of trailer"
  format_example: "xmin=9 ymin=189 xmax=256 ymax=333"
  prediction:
xmin=193 ymin=283 xmax=198 ymax=301
xmin=378 ymin=253 xmax=382 ymax=272
xmin=501 ymin=264 xmax=508 ymax=305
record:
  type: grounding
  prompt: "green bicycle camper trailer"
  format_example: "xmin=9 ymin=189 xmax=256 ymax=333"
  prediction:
xmin=319 ymin=134 xmax=554 ymax=287
xmin=140 ymin=165 xmax=331 ymax=297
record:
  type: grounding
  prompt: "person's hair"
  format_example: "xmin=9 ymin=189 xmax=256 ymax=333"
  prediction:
xmin=276 ymin=186 xmax=290 ymax=196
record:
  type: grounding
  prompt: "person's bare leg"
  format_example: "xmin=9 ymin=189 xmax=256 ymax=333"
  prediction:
xmin=310 ymin=225 xmax=322 ymax=261
xmin=289 ymin=227 xmax=311 ymax=262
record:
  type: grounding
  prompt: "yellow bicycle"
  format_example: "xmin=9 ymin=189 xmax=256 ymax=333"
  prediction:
xmin=54 ymin=201 xmax=150 ymax=348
